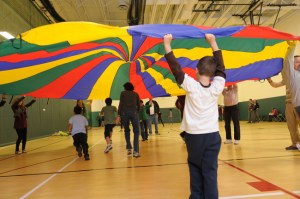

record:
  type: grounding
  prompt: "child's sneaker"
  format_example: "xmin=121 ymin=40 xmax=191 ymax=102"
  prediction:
xmin=127 ymin=149 xmax=132 ymax=156
xmin=133 ymin=151 xmax=141 ymax=158
xmin=22 ymin=150 xmax=27 ymax=153
xmin=84 ymin=154 xmax=90 ymax=161
xmin=104 ymin=145 xmax=113 ymax=153
xmin=15 ymin=151 xmax=21 ymax=155
xmin=76 ymin=147 xmax=82 ymax=157
xmin=234 ymin=140 xmax=239 ymax=145
xmin=224 ymin=140 xmax=232 ymax=144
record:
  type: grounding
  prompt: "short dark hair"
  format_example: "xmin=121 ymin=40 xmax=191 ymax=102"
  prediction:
xmin=74 ymin=106 xmax=82 ymax=114
xmin=123 ymin=82 xmax=134 ymax=91
xmin=105 ymin=97 xmax=112 ymax=105
xmin=196 ymin=56 xmax=217 ymax=77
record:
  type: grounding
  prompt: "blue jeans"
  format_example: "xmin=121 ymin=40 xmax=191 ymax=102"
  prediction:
xmin=147 ymin=114 xmax=159 ymax=134
xmin=121 ymin=111 xmax=140 ymax=153
xmin=185 ymin=132 xmax=221 ymax=199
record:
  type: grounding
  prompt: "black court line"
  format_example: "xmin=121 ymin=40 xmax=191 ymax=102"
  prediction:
xmin=1 ymin=152 xmax=300 ymax=178
xmin=0 ymin=154 xmax=75 ymax=175
xmin=0 ymin=162 xmax=188 ymax=178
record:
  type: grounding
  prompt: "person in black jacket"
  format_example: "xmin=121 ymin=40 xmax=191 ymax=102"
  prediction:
xmin=117 ymin=82 xmax=141 ymax=158
xmin=145 ymin=98 xmax=160 ymax=135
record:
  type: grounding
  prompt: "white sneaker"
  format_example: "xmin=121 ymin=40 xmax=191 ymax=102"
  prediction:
xmin=15 ymin=151 xmax=21 ymax=155
xmin=296 ymin=143 xmax=300 ymax=150
xmin=224 ymin=140 xmax=232 ymax=144
xmin=133 ymin=151 xmax=141 ymax=158
xmin=234 ymin=140 xmax=239 ymax=145
xmin=104 ymin=145 xmax=113 ymax=153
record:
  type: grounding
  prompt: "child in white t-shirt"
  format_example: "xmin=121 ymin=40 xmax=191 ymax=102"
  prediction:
xmin=164 ymin=33 xmax=225 ymax=199
xmin=69 ymin=106 xmax=90 ymax=160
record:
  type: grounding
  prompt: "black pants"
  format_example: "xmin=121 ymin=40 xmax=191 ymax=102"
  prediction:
xmin=104 ymin=124 xmax=115 ymax=139
xmin=224 ymin=105 xmax=240 ymax=140
xmin=140 ymin=120 xmax=148 ymax=140
xmin=72 ymin=133 xmax=89 ymax=156
xmin=15 ymin=128 xmax=27 ymax=151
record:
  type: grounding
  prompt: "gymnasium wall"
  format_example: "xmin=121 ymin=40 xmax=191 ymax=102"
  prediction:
xmin=0 ymin=97 xmax=75 ymax=147
xmin=1 ymin=1 xmax=300 ymax=142
xmin=0 ymin=1 xmax=74 ymax=147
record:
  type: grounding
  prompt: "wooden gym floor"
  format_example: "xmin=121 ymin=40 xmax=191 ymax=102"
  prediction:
xmin=0 ymin=121 xmax=299 ymax=199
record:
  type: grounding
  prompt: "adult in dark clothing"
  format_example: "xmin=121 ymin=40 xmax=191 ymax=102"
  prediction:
xmin=11 ymin=96 xmax=36 ymax=154
xmin=145 ymin=98 xmax=160 ymax=135
xmin=117 ymin=82 xmax=141 ymax=158
xmin=222 ymin=84 xmax=240 ymax=145
xmin=253 ymin=99 xmax=260 ymax=122
xmin=0 ymin=94 xmax=7 ymax=107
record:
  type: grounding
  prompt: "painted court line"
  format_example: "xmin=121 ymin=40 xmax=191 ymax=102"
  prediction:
xmin=20 ymin=140 xmax=103 ymax=199
xmin=20 ymin=158 xmax=78 ymax=199
xmin=220 ymin=192 xmax=284 ymax=199
xmin=294 ymin=191 xmax=300 ymax=194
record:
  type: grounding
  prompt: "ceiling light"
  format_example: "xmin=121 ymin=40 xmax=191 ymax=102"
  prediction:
xmin=0 ymin=31 xmax=15 ymax=39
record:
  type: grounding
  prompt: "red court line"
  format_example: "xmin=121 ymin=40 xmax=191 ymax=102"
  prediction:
xmin=219 ymin=159 xmax=300 ymax=198
xmin=248 ymin=181 xmax=280 ymax=192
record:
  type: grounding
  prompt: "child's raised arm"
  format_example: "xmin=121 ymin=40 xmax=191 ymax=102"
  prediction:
xmin=205 ymin=34 xmax=219 ymax=52
xmin=205 ymin=34 xmax=226 ymax=78
xmin=164 ymin=34 xmax=173 ymax=54
xmin=163 ymin=34 xmax=185 ymax=84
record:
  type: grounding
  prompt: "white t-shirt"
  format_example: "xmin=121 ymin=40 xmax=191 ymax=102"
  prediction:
xmin=180 ymin=74 xmax=225 ymax=134
xmin=149 ymin=105 xmax=155 ymax=115
xmin=69 ymin=114 xmax=88 ymax=136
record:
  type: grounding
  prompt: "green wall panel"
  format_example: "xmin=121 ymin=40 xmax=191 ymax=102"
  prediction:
xmin=91 ymin=112 xmax=101 ymax=127
xmin=238 ymin=96 xmax=286 ymax=120
xmin=0 ymin=97 xmax=75 ymax=147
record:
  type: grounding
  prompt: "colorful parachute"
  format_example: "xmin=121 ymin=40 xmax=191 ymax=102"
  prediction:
xmin=0 ymin=22 xmax=299 ymax=100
